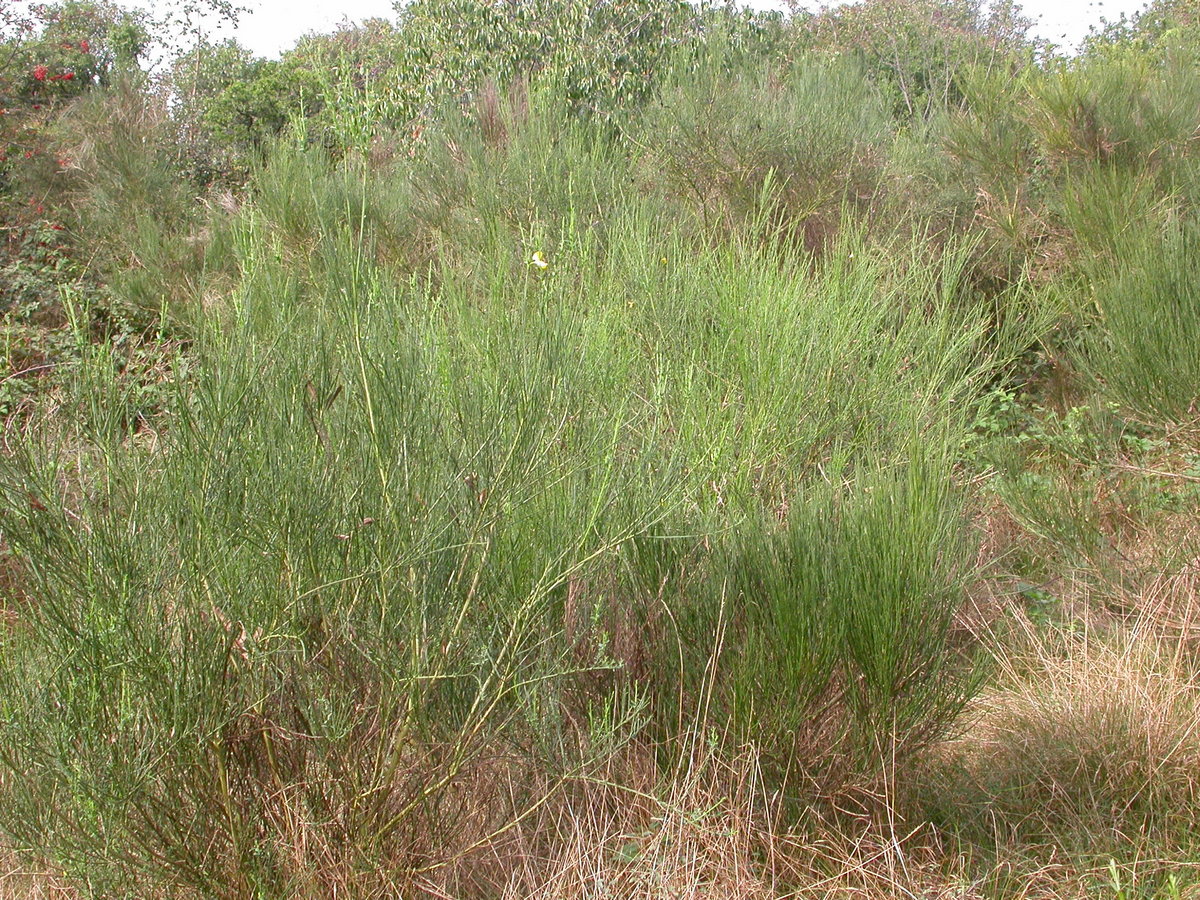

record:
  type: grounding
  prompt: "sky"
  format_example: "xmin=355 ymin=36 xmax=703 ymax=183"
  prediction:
xmin=152 ymin=0 xmax=1152 ymax=59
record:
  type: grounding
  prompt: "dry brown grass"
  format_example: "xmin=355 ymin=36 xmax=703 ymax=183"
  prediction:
xmin=931 ymin=608 xmax=1200 ymax=859
xmin=1139 ymin=552 xmax=1200 ymax=664
xmin=488 ymin=742 xmax=1023 ymax=900
xmin=923 ymin=433 xmax=1200 ymax=895
xmin=0 ymin=852 xmax=75 ymax=900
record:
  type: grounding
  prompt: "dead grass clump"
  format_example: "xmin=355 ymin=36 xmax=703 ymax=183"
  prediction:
xmin=0 ymin=851 xmax=76 ymax=900
xmin=933 ymin=625 xmax=1200 ymax=851
xmin=491 ymin=741 xmax=999 ymax=900
xmin=1139 ymin=554 xmax=1200 ymax=663
xmin=486 ymin=742 xmax=785 ymax=900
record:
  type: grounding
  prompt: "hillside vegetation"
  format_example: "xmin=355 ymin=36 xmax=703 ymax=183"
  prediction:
xmin=2 ymin=0 xmax=1200 ymax=897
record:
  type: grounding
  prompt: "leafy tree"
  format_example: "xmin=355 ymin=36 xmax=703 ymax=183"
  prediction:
xmin=390 ymin=0 xmax=696 ymax=121
xmin=201 ymin=57 xmax=323 ymax=158
xmin=166 ymin=38 xmax=264 ymax=182
xmin=1084 ymin=0 xmax=1200 ymax=54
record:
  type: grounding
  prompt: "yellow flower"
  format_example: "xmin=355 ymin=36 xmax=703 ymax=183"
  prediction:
xmin=530 ymin=251 xmax=549 ymax=270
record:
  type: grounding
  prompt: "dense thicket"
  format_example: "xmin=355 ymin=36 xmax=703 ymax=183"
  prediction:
xmin=3 ymin=1 xmax=1200 ymax=897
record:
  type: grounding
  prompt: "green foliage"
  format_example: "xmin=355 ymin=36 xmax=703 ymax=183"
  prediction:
xmin=798 ymin=0 xmax=1038 ymax=118
xmin=165 ymin=0 xmax=701 ymax=177
xmin=919 ymin=37 xmax=1200 ymax=284
xmin=1029 ymin=51 xmax=1200 ymax=176
xmin=0 ymin=220 xmax=85 ymax=416
xmin=283 ymin=19 xmax=415 ymax=153
xmin=11 ymin=74 xmax=240 ymax=337
xmin=728 ymin=447 xmax=977 ymax=780
xmin=639 ymin=53 xmax=892 ymax=243
xmin=1085 ymin=0 xmax=1200 ymax=55
xmin=201 ymin=57 xmax=323 ymax=159
xmin=170 ymin=0 xmax=706 ymax=176
xmin=393 ymin=0 xmax=693 ymax=122
xmin=10 ymin=0 xmax=1200 ymax=894
xmin=1086 ymin=217 xmax=1200 ymax=424
xmin=0 ymin=127 xmax=1031 ymax=890
xmin=0 ymin=265 xmax=655 ymax=894
xmin=0 ymin=1 xmax=151 ymax=215
xmin=166 ymin=39 xmax=262 ymax=184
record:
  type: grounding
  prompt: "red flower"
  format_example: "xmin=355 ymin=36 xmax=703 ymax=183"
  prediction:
xmin=63 ymin=71 xmax=74 ymax=80
xmin=32 ymin=65 xmax=48 ymax=81
xmin=80 ymin=40 xmax=89 ymax=52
